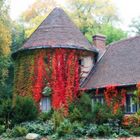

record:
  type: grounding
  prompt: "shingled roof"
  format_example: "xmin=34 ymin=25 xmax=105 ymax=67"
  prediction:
xmin=13 ymin=8 xmax=98 ymax=55
xmin=82 ymin=36 xmax=140 ymax=89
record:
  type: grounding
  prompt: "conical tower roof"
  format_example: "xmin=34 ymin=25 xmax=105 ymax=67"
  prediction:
xmin=14 ymin=8 xmax=98 ymax=55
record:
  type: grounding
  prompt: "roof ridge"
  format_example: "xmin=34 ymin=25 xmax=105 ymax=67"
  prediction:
xmin=22 ymin=8 xmax=58 ymax=46
xmin=107 ymin=35 xmax=140 ymax=47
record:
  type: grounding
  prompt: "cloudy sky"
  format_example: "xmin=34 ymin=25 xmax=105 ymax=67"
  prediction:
xmin=10 ymin=0 xmax=140 ymax=31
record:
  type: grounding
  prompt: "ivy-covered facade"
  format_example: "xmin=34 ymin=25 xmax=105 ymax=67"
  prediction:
xmin=13 ymin=8 xmax=140 ymax=115
xmin=12 ymin=8 xmax=98 ymax=113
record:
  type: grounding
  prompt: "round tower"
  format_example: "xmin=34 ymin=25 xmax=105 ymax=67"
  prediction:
xmin=12 ymin=8 xmax=98 ymax=112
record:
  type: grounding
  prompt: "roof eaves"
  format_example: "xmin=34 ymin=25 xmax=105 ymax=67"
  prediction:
xmin=12 ymin=45 xmax=99 ymax=59
xmin=80 ymin=83 xmax=137 ymax=91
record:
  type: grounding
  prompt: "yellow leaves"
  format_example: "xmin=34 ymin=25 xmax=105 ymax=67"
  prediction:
xmin=93 ymin=0 xmax=117 ymax=20
xmin=0 ymin=21 xmax=11 ymax=56
xmin=25 ymin=15 xmax=46 ymax=38
xmin=22 ymin=0 xmax=58 ymax=38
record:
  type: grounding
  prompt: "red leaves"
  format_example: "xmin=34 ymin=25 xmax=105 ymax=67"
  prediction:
xmin=104 ymin=85 xmax=126 ymax=114
xmin=33 ymin=51 xmax=46 ymax=102
xmin=51 ymin=49 xmax=79 ymax=115
xmin=32 ymin=49 xmax=80 ymax=114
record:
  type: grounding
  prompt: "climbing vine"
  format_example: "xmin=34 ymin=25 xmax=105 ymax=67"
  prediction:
xmin=14 ymin=49 xmax=80 ymax=114
xmin=104 ymin=85 xmax=126 ymax=114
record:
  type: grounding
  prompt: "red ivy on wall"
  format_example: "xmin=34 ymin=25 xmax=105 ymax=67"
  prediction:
xmin=51 ymin=49 xmax=79 ymax=115
xmin=30 ymin=49 xmax=80 ymax=114
xmin=136 ymin=82 xmax=140 ymax=102
xmin=32 ymin=51 xmax=47 ymax=102
xmin=104 ymin=85 xmax=126 ymax=114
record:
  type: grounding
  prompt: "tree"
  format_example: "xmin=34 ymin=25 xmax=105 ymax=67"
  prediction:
xmin=129 ymin=16 xmax=140 ymax=35
xmin=66 ymin=0 xmax=118 ymax=31
xmin=96 ymin=24 xmax=127 ymax=44
xmin=21 ymin=0 xmax=127 ymax=44
xmin=66 ymin=0 xmax=126 ymax=44
xmin=21 ymin=0 xmax=59 ymax=38
xmin=11 ymin=22 xmax=25 ymax=52
xmin=0 ymin=0 xmax=12 ymax=97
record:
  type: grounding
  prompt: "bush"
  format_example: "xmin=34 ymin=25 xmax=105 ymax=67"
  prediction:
xmin=97 ymin=124 xmax=112 ymax=137
xmin=86 ymin=124 xmax=98 ymax=137
xmin=21 ymin=121 xmax=54 ymax=136
xmin=122 ymin=115 xmax=139 ymax=128
xmin=1 ymin=129 xmax=13 ymax=138
xmin=11 ymin=126 xmax=28 ymax=137
xmin=13 ymin=96 xmax=38 ymax=123
xmin=0 ymin=125 xmax=5 ymax=135
xmin=0 ymin=99 xmax=13 ymax=128
xmin=130 ymin=127 xmax=140 ymax=136
xmin=92 ymin=103 xmax=123 ymax=125
xmin=118 ymin=128 xmax=130 ymax=137
xmin=38 ymin=110 xmax=53 ymax=122
xmin=69 ymin=107 xmax=82 ymax=122
xmin=56 ymin=119 xmax=72 ymax=137
xmin=51 ymin=110 xmax=64 ymax=129
xmin=72 ymin=122 xmax=85 ymax=137
xmin=91 ymin=103 xmax=111 ymax=124
xmin=69 ymin=93 xmax=93 ymax=123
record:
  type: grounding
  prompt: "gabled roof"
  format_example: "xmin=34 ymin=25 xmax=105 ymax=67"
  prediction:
xmin=82 ymin=36 xmax=140 ymax=89
xmin=13 ymin=8 xmax=98 ymax=55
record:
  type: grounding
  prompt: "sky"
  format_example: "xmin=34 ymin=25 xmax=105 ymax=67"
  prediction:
xmin=10 ymin=0 xmax=140 ymax=32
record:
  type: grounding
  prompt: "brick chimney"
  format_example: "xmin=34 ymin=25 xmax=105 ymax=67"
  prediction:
xmin=93 ymin=34 xmax=106 ymax=56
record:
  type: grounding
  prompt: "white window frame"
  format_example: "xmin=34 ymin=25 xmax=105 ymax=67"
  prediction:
xmin=125 ymin=94 xmax=139 ymax=114
xmin=92 ymin=95 xmax=104 ymax=107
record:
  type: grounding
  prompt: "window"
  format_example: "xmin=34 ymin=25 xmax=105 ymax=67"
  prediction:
xmin=79 ymin=58 xmax=84 ymax=66
xmin=40 ymin=97 xmax=51 ymax=112
xmin=125 ymin=94 xmax=138 ymax=114
xmin=92 ymin=95 xmax=104 ymax=105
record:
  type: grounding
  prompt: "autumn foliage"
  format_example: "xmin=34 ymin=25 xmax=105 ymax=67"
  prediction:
xmin=104 ymin=85 xmax=126 ymax=114
xmin=14 ymin=49 xmax=80 ymax=114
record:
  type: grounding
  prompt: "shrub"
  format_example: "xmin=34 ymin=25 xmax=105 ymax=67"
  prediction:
xmin=86 ymin=124 xmax=98 ymax=137
xmin=118 ymin=128 xmax=130 ymax=137
xmin=0 ymin=99 xmax=13 ymax=128
xmin=130 ymin=127 xmax=140 ymax=136
xmin=122 ymin=115 xmax=138 ymax=128
xmin=72 ymin=122 xmax=85 ymax=137
xmin=97 ymin=124 xmax=112 ymax=137
xmin=69 ymin=107 xmax=82 ymax=122
xmin=11 ymin=126 xmax=28 ymax=137
xmin=21 ymin=121 xmax=54 ymax=136
xmin=91 ymin=103 xmax=111 ymax=124
xmin=56 ymin=119 xmax=73 ymax=137
xmin=38 ymin=110 xmax=53 ymax=122
xmin=51 ymin=110 xmax=64 ymax=129
xmin=1 ymin=129 xmax=13 ymax=138
xmin=0 ymin=125 xmax=5 ymax=134
xmin=13 ymin=96 xmax=38 ymax=123
xmin=92 ymin=103 xmax=123 ymax=125
xmin=70 ymin=93 xmax=93 ymax=123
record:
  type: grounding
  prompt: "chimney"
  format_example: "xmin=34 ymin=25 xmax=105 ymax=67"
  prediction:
xmin=93 ymin=34 xmax=106 ymax=56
